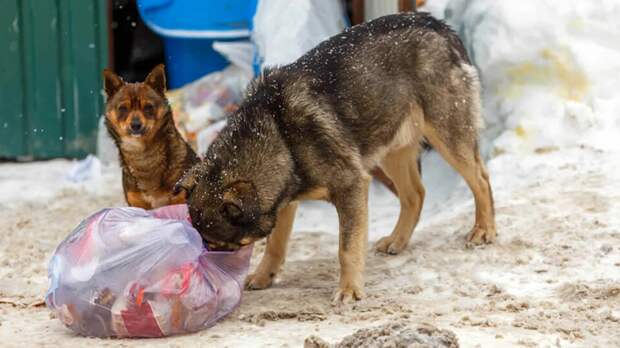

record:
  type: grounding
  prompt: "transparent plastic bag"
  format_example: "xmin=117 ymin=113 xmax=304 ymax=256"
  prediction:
xmin=165 ymin=41 xmax=252 ymax=150
xmin=183 ymin=65 xmax=249 ymax=133
xmin=45 ymin=205 xmax=252 ymax=338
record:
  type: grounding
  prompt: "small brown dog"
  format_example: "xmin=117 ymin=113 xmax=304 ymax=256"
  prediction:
xmin=103 ymin=65 xmax=198 ymax=209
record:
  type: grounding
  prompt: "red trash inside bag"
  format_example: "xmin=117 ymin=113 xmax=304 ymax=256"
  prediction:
xmin=45 ymin=204 xmax=252 ymax=338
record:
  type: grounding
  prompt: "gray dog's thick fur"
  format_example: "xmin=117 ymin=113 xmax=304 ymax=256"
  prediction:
xmin=176 ymin=12 xmax=496 ymax=302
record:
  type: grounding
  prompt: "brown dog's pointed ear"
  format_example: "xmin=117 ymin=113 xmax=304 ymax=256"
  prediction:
xmin=221 ymin=181 xmax=260 ymax=225
xmin=103 ymin=69 xmax=124 ymax=98
xmin=173 ymin=166 xmax=200 ymax=196
xmin=145 ymin=64 xmax=166 ymax=96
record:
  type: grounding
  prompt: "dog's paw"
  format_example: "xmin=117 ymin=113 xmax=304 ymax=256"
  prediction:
xmin=332 ymin=284 xmax=364 ymax=305
xmin=375 ymin=235 xmax=406 ymax=255
xmin=466 ymin=226 xmax=496 ymax=248
xmin=244 ymin=272 xmax=274 ymax=290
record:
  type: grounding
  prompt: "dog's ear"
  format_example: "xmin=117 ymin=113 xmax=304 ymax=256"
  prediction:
xmin=145 ymin=64 xmax=166 ymax=96
xmin=221 ymin=181 xmax=260 ymax=226
xmin=173 ymin=166 xmax=200 ymax=196
xmin=103 ymin=69 xmax=124 ymax=98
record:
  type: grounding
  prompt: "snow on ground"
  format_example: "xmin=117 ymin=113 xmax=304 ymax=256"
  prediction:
xmin=1 ymin=146 xmax=619 ymax=347
xmin=0 ymin=158 xmax=121 ymax=210
xmin=443 ymin=0 xmax=620 ymax=155
xmin=1 ymin=0 xmax=620 ymax=347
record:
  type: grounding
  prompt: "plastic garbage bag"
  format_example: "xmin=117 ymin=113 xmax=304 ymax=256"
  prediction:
xmin=166 ymin=38 xmax=253 ymax=150
xmin=167 ymin=64 xmax=247 ymax=148
xmin=181 ymin=66 xmax=245 ymax=133
xmin=46 ymin=205 xmax=252 ymax=338
xmin=252 ymin=0 xmax=347 ymax=68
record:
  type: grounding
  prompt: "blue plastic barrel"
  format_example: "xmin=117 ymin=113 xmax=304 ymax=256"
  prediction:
xmin=137 ymin=0 xmax=258 ymax=88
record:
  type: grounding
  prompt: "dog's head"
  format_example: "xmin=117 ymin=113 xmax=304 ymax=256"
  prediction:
xmin=172 ymin=74 xmax=296 ymax=250
xmin=174 ymin=163 xmax=278 ymax=251
xmin=173 ymin=111 xmax=294 ymax=250
xmin=103 ymin=65 xmax=170 ymax=141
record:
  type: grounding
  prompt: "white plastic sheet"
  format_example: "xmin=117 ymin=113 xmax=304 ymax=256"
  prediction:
xmin=252 ymin=0 xmax=347 ymax=68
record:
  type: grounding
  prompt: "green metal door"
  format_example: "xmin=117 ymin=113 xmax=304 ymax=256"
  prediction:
xmin=0 ymin=0 xmax=108 ymax=159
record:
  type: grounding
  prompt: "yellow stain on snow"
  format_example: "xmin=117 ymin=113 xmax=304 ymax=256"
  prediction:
xmin=502 ymin=47 xmax=589 ymax=101
xmin=515 ymin=125 xmax=527 ymax=138
xmin=568 ymin=18 xmax=585 ymax=31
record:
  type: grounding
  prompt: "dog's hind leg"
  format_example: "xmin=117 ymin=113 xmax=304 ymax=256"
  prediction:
xmin=245 ymin=202 xmax=298 ymax=290
xmin=420 ymin=63 xmax=496 ymax=246
xmin=424 ymin=125 xmax=496 ymax=246
xmin=375 ymin=146 xmax=425 ymax=254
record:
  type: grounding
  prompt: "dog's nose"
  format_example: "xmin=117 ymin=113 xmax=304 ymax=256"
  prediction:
xmin=130 ymin=117 xmax=142 ymax=132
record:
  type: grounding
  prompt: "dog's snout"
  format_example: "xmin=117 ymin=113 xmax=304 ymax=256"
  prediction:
xmin=130 ymin=116 xmax=142 ymax=132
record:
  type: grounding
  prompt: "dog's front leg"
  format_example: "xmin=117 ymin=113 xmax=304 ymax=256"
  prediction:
xmin=245 ymin=202 xmax=298 ymax=290
xmin=333 ymin=175 xmax=370 ymax=304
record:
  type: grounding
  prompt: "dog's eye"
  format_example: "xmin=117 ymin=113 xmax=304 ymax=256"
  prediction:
xmin=143 ymin=104 xmax=154 ymax=114
xmin=118 ymin=106 xmax=128 ymax=115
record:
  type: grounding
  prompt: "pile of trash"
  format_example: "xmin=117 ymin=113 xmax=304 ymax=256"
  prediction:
xmin=167 ymin=64 xmax=249 ymax=155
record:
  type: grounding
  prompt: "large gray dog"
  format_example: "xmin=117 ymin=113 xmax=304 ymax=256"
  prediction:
xmin=175 ymin=12 xmax=496 ymax=303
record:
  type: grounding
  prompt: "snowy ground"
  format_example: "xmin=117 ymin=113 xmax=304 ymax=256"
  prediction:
xmin=1 ymin=147 xmax=619 ymax=347
xmin=2 ymin=0 xmax=620 ymax=347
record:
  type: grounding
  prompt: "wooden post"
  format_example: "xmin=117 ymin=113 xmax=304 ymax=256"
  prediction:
xmin=351 ymin=0 xmax=365 ymax=25
xmin=107 ymin=0 xmax=114 ymax=70
xmin=398 ymin=0 xmax=415 ymax=12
